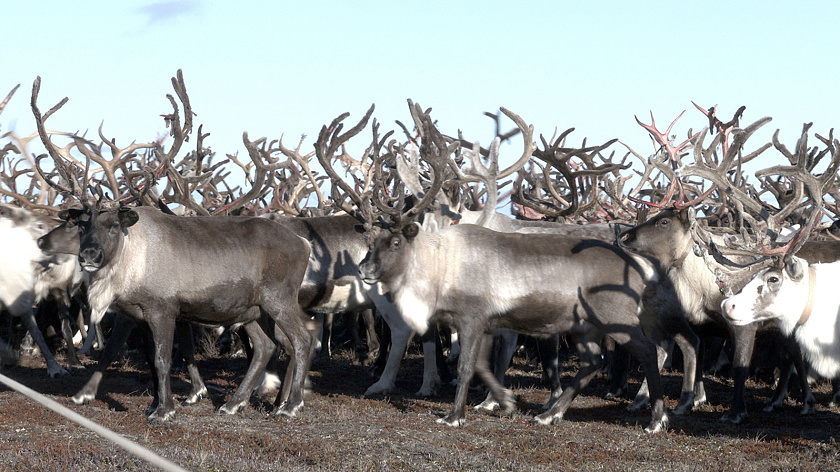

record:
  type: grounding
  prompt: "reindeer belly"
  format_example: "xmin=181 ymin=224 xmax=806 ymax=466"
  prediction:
xmin=489 ymin=292 xmax=581 ymax=336
xmin=177 ymin=279 xmax=263 ymax=324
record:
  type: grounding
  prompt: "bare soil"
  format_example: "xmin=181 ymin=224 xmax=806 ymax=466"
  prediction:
xmin=0 ymin=340 xmax=839 ymax=472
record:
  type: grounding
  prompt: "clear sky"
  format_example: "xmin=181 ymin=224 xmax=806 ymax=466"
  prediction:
xmin=1 ymin=1 xmax=838 ymax=177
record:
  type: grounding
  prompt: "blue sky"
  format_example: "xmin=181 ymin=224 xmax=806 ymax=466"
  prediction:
xmin=1 ymin=1 xmax=837 ymax=177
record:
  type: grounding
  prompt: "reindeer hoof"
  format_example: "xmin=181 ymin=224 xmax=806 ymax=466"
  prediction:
xmin=436 ymin=414 xmax=465 ymax=427
xmin=48 ymin=367 xmax=71 ymax=379
xmin=182 ymin=387 xmax=208 ymax=406
xmin=415 ymin=381 xmax=440 ymax=397
xmin=720 ymin=409 xmax=746 ymax=424
xmin=474 ymin=397 xmax=500 ymax=412
xmin=147 ymin=408 xmax=175 ymax=423
xmin=71 ymin=391 xmax=95 ymax=405
xmin=627 ymin=396 xmax=650 ymax=412
xmin=218 ymin=401 xmax=245 ymax=415
xmin=644 ymin=414 xmax=669 ymax=434
xmin=533 ymin=412 xmax=561 ymax=425
xmin=364 ymin=381 xmax=393 ymax=397
xmin=273 ymin=401 xmax=303 ymax=418
xmin=673 ymin=392 xmax=695 ymax=416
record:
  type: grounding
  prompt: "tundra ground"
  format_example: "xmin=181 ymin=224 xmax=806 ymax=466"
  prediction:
xmin=0 ymin=336 xmax=838 ymax=472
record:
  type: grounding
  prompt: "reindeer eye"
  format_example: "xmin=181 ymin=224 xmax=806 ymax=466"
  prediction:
xmin=767 ymin=276 xmax=779 ymax=284
xmin=658 ymin=218 xmax=670 ymax=228
xmin=390 ymin=238 xmax=401 ymax=249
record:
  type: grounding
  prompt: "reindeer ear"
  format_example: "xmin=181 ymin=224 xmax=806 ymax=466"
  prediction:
xmin=117 ymin=208 xmax=140 ymax=228
xmin=784 ymin=257 xmax=805 ymax=282
xmin=676 ymin=207 xmax=693 ymax=224
xmin=402 ymin=222 xmax=420 ymax=240
xmin=58 ymin=208 xmax=85 ymax=223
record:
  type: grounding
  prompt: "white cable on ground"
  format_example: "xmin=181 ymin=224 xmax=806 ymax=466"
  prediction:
xmin=0 ymin=372 xmax=189 ymax=472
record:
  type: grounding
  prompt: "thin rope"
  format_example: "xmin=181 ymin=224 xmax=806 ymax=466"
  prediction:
xmin=0 ymin=372 xmax=190 ymax=472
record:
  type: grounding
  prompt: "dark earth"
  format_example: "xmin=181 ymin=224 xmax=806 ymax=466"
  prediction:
xmin=0 ymin=324 xmax=838 ymax=472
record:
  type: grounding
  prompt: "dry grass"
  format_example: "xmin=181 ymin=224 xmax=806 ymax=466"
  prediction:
xmin=0 ymin=343 xmax=838 ymax=471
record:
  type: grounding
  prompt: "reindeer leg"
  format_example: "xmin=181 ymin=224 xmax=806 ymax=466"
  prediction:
xmin=361 ymin=308 xmax=380 ymax=362
xmin=474 ymin=333 xmax=516 ymax=415
xmin=144 ymin=315 xmax=177 ymax=423
xmin=21 ymin=309 xmax=69 ymax=378
xmin=416 ymin=325 xmax=442 ymax=397
xmin=72 ymin=313 xmax=135 ymax=405
xmin=365 ymin=309 xmax=412 ymax=396
xmin=438 ymin=320 xmax=484 ymax=427
xmin=537 ymin=334 xmax=562 ymax=411
xmin=476 ymin=330 xmax=518 ymax=412
xmin=220 ymin=319 xmax=274 ymax=415
xmin=272 ymin=306 xmax=315 ymax=418
xmin=829 ymin=378 xmax=840 ymax=408
xmin=671 ymin=323 xmax=701 ymax=415
xmin=764 ymin=358 xmax=793 ymax=412
xmin=722 ymin=323 xmax=758 ymax=424
xmin=782 ymin=334 xmax=815 ymax=415
xmin=56 ymin=298 xmax=82 ymax=368
xmin=176 ymin=322 xmax=207 ymax=406
xmin=535 ymin=326 xmax=603 ymax=425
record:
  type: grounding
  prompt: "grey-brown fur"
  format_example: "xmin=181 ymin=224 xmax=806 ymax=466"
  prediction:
xmin=57 ymin=205 xmax=314 ymax=422
xmin=360 ymin=223 xmax=670 ymax=432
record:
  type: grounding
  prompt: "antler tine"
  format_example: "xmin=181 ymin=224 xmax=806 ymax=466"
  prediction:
xmin=635 ymin=110 xmax=698 ymax=167
xmin=275 ymin=133 xmax=326 ymax=211
xmin=169 ymin=69 xmax=193 ymax=139
xmin=30 ymin=76 xmax=91 ymax=205
xmin=678 ymin=117 xmax=774 ymax=216
xmin=691 ymin=102 xmax=746 ymax=156
xmin=756 ymin=128 xmax=840 ymax=256
xmin=528 ymin=127 xmax=626 ymax=219
xmin=496 ymin=108 xmax=536 ymax=180
xmin=212 ymin=132 xmax=292 ymax=215
xmin=460 ymin=138 xmax=500 ymax=227
xmin=82 ymin=126 xmax=155 ymax=203
xmin=447 ymin=107 xmax=535 ymax=185
xmin=315 ymin=104 xmax=376 ymax=223
xmin=0 ymin=84 xmax=20 ymax=118
xmin=398 ymin=101 xmax=459 ymax=226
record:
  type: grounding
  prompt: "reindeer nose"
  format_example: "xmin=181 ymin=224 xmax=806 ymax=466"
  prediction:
xmin=79 ymin=246 xmax=104 ymax=267
xmin=722 ymin=300 xmax=735 ymax=317
xmin=359 ymin=260 xmax=380 ymax=281
xmin=37 ymin=236 xmax=48 ymax=250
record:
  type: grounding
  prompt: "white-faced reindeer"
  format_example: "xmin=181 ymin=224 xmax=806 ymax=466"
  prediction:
xmin=722 ymin=257 xmax=840 ymax=392
xmin=709 ymin=126 xmax=840 ymax=412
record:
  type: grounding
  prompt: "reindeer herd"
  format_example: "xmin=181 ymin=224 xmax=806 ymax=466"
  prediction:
xmin=1 ymin=70 xmax=839 ymax=435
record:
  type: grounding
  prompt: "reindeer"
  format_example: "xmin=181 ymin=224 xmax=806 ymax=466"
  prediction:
xmin=339 ymin=102 xmax=672 ymax=432
xmin=29 ymin=73 xmax=317 ymax=421
xmin=715 ymin=128 xmax=840 ymax=413
xmin=722 ymin=257 xmax=840 ymax=401
xmin=37 ymin=214 xmax=210 ymax=408
xmin=398 ymin=116 xmax=701 ymax=417
xmin=621 ymin=111 xmax=840 ymax=422
xmin=302 ymin=101 xmax=542 ymax=399
xmin=0 ymin=203 xmax=85 ymax=378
